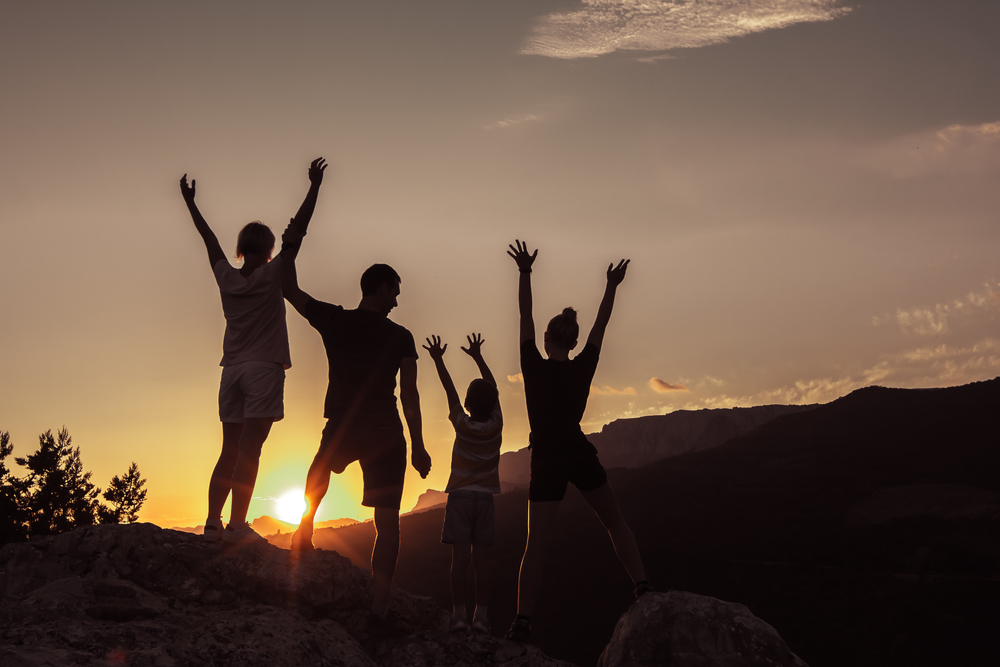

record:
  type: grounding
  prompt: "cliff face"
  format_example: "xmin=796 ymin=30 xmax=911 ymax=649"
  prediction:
xmin=500 ymin=404 xmax=815 ymax=490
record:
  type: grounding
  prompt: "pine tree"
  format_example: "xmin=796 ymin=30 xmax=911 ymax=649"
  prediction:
xmin=15 ymin=428 xmax=101 ymax=536
xmin=98 ymin=462 xmax=147 ymax=524
xmin=0 ymin=431 xmax=28 ymax=543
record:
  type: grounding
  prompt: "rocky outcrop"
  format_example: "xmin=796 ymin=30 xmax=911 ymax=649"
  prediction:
xmin=500 ymin=404 xmax=816 ymax=490
xmin=0 ymin=523 xmax=575 ymax=667
xmin=599 ymin=591 xmax=808 ymax=667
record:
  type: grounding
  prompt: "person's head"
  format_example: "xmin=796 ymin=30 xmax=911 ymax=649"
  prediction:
xmin=235 ymin=221 xmax=275 ymax=260
xmin=465 ymin=378 xmax=499 ymax=422
xmin=544 ymin=307 xmax=578 ymax=357
xmin=360 ymin=263 xmax=402 ymax=316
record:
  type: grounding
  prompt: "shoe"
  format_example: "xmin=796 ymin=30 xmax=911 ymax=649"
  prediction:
xmin=203 ymin=519 xmax=223 ymax=543
xmin=290 ymin=527 xmax=315 ymax=553
xmin=222 ymin=522 xmax=267 ymax=546
xmin=504 ymin=616 xmax=530 ymax=643
xmin=365 ymin=611 xmax=409 ymax=638
xmin=450 ymin=617 xmax=469 ymax=633
xmin=634 ymin=581 xmax=654 ymax=599
xmin=472 ymin=617 xmax=490 ymax=634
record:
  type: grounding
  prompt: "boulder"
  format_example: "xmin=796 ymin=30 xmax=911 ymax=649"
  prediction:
xmin=598 ymin=591 xmax=808 ymax=667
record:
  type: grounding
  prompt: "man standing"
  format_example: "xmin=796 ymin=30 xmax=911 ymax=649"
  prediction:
xmin=280 ymin=218 xmax=431 ymax=636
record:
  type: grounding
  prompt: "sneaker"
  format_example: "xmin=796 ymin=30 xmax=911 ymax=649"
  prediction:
xmin=450 ymin=617 xmax=469 ymax=633
xmin=290 ymin=527 xmax=315 ymax=554
xmin=472 ymin=617 xmax=490 ymax=634
xmin=203 ymin=519 xmax=224 ymax=543
xmin=634 ymin=581 xmax=654 ymax=599
xmin=504 ymin=616 xmax=530 ymax=643
xmin=222 ymin=522 xmax=267 ymax=546
xmin=365 ymin=611 xmax=409 ymax=638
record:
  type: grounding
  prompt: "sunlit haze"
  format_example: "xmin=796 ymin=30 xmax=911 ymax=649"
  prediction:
xmin=1 ymin=1 xmax=998 ymax=528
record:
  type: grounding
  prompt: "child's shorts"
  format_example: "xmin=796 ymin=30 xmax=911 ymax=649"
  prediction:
xmin=219 ymin=361 xmax=285 ymax=423
xmin=441 ymin=490 xmax=496 ymax=546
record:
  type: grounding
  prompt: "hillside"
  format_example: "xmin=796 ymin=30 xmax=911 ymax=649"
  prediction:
xmin=320 ymin=379 xmax=1000 ymax=667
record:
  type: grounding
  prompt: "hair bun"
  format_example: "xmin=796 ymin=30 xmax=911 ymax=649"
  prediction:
xmin=562 ymin=307 xmax=577 ymax=323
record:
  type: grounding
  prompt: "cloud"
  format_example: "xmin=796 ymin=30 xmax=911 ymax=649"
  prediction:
xmin=875 ymin=280 xmax=1000 ymax=336
xmin=649 ymin=377 xmax=689 ymax=393
xmin=591 ymin=384 xmax=638 ymax=395
xmin=485 ymin=114 xmax=543 ymax=130
xmin=521 ymin=0 xmax=850 ymax=60
xmin=866 ymin=120 xmax=1000 ymax=179
xmin=507 ymin=373 xmax=523 ymax=383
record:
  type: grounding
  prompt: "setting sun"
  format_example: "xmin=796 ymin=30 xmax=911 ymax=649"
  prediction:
xmin=275 ymin=489 xmax=307 ymax=524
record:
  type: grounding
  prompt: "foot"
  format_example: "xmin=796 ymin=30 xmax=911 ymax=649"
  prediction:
xmin=634 ymin=580 xmax=653 ymax=599
xmin=203 ymin=519 xmax=224 ymax=543
xmin=365 ymin=610 xmax=409 ymax=638
xmin=290 ymin=527 xmax=315 ymax=553
xmin=472 ymin=616 xmax=490 ymax=634
xmin=221 ymin=522 xmax=267 ymax=546
xmin=504 ymin=616 xmax=530 ymax=643
xmin=450 ymin=617 xmax=469 ymax=633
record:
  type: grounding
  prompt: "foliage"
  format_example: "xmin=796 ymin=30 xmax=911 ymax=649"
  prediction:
xmin=98 ymin=462 xmax=147 ymax=524
xmin=0 ymin=427 xmax=146 ymax=543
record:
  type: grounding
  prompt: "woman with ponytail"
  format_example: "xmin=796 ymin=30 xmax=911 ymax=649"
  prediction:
xmin=504 ymin=240 xmax=650 ymax=643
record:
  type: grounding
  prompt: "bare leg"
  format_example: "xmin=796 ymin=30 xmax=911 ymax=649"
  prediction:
xmin=228 ymin=417 xmax=273 ymax=526
xmin=514 ymin=500 xmax=560 ymax=617
xmin=451 ymin=544 xmax=472 ymax=608
xmin=472 ymin=544 xmax=492 ymax=610
xmin=371 ymin=507 xmax=400 ymax=614
xmin=580 ymin=481 xmax=646 ymax=584
xmin=207 ymin=422 xmax=242 ymax=522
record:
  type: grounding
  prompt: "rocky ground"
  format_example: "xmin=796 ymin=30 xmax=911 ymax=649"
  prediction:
xmin=0 ymin=523 xmax=807 ymax=667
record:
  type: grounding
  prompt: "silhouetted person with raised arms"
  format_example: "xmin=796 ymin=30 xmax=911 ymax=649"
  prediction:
xmin=504 ymin=239 xmax=651 ymax=643
xmin=423 ymin=333 xmax=502 ymax=635
xmin=180 ymin=157 xmax=326 ymax=546
xmin=280 ymin=216 xmax=431 ymax=637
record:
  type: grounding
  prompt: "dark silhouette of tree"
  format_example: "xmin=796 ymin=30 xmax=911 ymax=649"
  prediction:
xmin=0 ymin=431 xmax=28 ymax=543
xmin=98 ymin=462 xmax=147 ymax=524
xmin=15 ymin=428 xmax=101 ymax=537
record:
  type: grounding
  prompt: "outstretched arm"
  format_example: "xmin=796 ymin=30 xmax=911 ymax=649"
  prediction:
xmin=280 ymin=220 xmax=313 ymax=316
xmin=461 ymin=333 xmax=497 ymax=386
xmin=586 ymin=259 xmax=630 ymax=352
xmin=507 ymin=240 xmax=538 ymax=345
xmin=423 ymin=336 xmax=462 ymax=408
xmin=180 ymin=174 xmax=226 ymax=268
xmin=284 ymin=157 xmax=327 ymax=260
xmin=400 ymin=357 xmax=431 ymax=479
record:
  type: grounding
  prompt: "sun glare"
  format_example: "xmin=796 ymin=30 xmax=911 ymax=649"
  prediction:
xmin=275 ymin=489 xmax=307 ymax=524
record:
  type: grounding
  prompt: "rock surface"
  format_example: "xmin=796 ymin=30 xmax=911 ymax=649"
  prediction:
xmin=598 ymin=591 xmax=808 ymax=667
xmin=0 ymin=523 xmax=575 ymax=667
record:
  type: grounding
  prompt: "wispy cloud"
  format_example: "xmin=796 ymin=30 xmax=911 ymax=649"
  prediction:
xmin=649 ymin=377 xmax=689 ymax=393
xmin=485 ymin=114 xmax=543 ymax=131
xmin=866 ymin=120 xmax=1000 ymax=179
xmin=507 ymin=373 xmax=524 ymax=383
xmin=874 ymin=280 xmax=1000 ymax=336
xmin=591 ymin=384 xmax=638 ymax=395
xmin=521 ymin=0 xmax=850 ymax=60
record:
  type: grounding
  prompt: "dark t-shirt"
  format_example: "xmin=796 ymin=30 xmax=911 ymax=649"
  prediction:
xmin=305 ymin=298 xmax=418 ymax=424
xmin=520 ymin=339 xmax=600 ymax=453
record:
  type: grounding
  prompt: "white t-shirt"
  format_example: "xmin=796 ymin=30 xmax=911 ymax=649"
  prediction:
xmin=213 ymin=255 xmax=291 ymax=369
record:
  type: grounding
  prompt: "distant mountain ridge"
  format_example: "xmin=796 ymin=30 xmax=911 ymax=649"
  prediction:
xmin=499 ymin=403 xmax=816 ymax=489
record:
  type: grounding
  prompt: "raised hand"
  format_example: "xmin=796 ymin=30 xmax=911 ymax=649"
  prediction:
xmin=179 ymin=174 xmax=196 ymax=203
xmin=308 ymin=157 xmax=327 ymax=185
xmin=461 ymin=333 xmax=485 ymax=358
xmin=607 ymin=259 xmax=630 ymax=287
xmin=422 ymin=335 xmax=447 ymax=361
xmin=507 ymin=239 xmax=538 ymax=272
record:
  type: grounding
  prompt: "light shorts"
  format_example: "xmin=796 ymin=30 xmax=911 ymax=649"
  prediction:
xmin=441 ymin=490 xmax=496 ymax=546
xmin=218 ymin=361 xmax=285 ymax=423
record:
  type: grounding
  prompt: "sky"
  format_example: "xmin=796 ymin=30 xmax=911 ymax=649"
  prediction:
xmin=1 ymin=0 xmax=998 ymax=528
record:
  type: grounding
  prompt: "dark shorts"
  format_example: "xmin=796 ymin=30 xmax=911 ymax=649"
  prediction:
xmin=441 ymin=490 xmax=496 ymax=545
xmin=318 ymin=416 xmax=407 ymax=509
xmin=528 ymin=444 xmax=608 ymax=502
